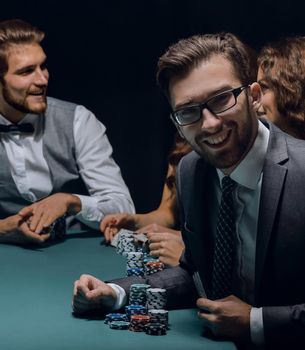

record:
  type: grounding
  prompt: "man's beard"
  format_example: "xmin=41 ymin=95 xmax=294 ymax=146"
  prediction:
xmin=2 ymin=85 xmax=47 ymax=114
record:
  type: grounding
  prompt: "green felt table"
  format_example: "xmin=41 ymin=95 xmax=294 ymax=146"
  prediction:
xmin=0 ymin=230 xmax=237 ymax=350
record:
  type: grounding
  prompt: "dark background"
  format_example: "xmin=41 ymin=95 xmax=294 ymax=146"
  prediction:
xmin=2 ymin=0 xmax=305 ymax=213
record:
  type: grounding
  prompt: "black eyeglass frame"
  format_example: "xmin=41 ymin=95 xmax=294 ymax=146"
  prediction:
xmin=171 ymin=85 xmax=250 ymax=126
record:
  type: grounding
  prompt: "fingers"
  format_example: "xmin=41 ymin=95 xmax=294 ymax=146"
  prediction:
xmin=146 ymin=232 xmax=166 ymax=242
xmin=72 ymin=275 xmax=116 ymax=314
xmin=100 ymin=213 xmax=132 ymax=233
xmin=197 ymin=297 xmax=217 ymax=313
xmin=100 ymin=216 xmax=117 ymax=233
xmin=19 ymin=220 xmax=49 ymax=243
xmin=104 ymin=226 xmax=119 ymax=242
xmin=18 ymin=206 xmax=34 ymax=218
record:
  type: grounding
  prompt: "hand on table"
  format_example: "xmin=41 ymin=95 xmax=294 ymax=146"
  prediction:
xmin=73 ymin=274 xmax=117 ymax=314
xmin=100 ymin=213 xmax=135 ymax=243
xmin=138 ymin=223 xmax=184 ymax=266
xmin=18 ymin=193 xmax=81 ymax=234
xmin=197 ymin=295 xmax=251 ymax=341
xmin=0 ymin=214 xmax=50 ymax=245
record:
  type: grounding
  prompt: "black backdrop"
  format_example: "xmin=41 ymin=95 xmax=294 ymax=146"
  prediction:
xmin=1 ymin=0 xmax=305 ymax=213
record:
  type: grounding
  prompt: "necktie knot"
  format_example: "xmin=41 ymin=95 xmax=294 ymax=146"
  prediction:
xmin=221 ymin=176 xmax=236 ymax=193
xmin=0 ymin=123 xmax=34 ymax=134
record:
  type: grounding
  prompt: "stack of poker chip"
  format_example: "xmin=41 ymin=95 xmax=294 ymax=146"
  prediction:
xmin=125 ymin=305 xmax=147 ymax=320
xmin=145 ymin=261 xmax=165 ymax=275
xmin=126 ymin=252 xmax=144 ymax=277
xmin=148 ymin=309 xmax=169 ymax=329
xmin=104 ymin=313 xmax=128 ymax=325
xmin=127 ymin=267 xmax=145 ymax=277
xmin=49 ymin=215 xmax=67 ymax=240
xmin=145 ymin=322 xmax=167 ymax=336
xmin=129 ymin=314 xmax=151 ymax=332
xmin=146 ymin=288 xmax=167 ymax=310
xmin=143 ymin=253 xmax=159 ymax=264
xmin=129 ymin=284 xmax=151 ymax=306
xmin=116 ymin=229 xmax=136 ymax=255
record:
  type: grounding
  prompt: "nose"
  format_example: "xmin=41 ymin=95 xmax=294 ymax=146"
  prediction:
xmin=201 ymin=108 xmax=222 ymax=131
xmin=35 ymin=68 xmax=49 ymax=86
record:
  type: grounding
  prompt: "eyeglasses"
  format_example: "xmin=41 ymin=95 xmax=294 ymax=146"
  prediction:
xmin=171 ymin=85 xmax=249 ymax=126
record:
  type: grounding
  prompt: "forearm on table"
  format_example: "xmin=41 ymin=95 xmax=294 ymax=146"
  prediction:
xmin=110 ymin=265 xmax=197 ymax=310
xmin=76 ymin=194 xmax=135 ymax=223
xmin=133 ymin=208 xmax=176 ymax=229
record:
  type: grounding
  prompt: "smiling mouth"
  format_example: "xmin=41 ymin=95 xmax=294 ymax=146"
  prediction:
xmin=204 ymin=129 xmax=232 ymax=148
xmin=29 ymin=91 xmax=44 ymax=96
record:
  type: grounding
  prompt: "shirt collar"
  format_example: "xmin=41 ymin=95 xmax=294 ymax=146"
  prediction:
xmin=217 ymin=120 xmax=270 ymax=190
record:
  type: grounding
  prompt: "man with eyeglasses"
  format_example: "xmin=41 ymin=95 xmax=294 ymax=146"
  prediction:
xmin=0 ymin=19 xmax=134 ymax=245
xmin=73 ymin=33 xmax=305 ymax=349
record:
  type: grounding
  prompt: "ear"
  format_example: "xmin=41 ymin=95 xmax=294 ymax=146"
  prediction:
xmin=249 ymin=82 xmax=262 ymax=112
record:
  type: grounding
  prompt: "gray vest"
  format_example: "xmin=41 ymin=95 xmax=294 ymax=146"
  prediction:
xmin=0 ymin=97 xmax=89 ymax=219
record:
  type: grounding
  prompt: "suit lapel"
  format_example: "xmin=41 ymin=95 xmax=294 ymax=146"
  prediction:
xmin=185 ymin=158 xmax=215 ymax=298
xmin=255 ymin=124 xmax=288 ymax=303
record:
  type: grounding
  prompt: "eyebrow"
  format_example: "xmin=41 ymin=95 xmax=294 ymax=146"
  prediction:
xmin=175 ymin=84 xmax=235 ymax=110
xmin=14 ymin=57 xmax=47 ymax=75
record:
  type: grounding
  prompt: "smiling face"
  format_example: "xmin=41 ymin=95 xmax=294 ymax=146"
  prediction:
xmin=169 ymin=55 xmax=259 ymax=174
xmin=0 ymin=43 xmax=49 ymax=122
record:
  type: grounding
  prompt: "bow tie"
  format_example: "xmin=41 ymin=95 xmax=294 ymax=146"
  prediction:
xmin=0 ymin=123 xmax=34 ymax=133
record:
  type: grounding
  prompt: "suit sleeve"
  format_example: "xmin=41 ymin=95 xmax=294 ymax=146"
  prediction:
xmin=109 ymin=264 xmax=198 ymax=310
xmin=263 ymin=304 xmax=305 ymax=347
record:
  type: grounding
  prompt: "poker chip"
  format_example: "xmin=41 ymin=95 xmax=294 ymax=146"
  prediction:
xmin=146 ymin=288 xmax=167 ymax=310
xmin=116 ymin=229 xmax=136 ymax=255
xmin=126 ymin=267 xmax=144 ymax=276
xmin=125 ymin=305 xmax=147 ymax=320
xmin=109 ymin=321 xmax=130 ymax=330
xmin=145 ymin=322 xmax=167 ymax=336
xmin=148 ymin=309 xmax=169 ymax=329
xmin=104 ymin=313 xmax=128 ymax=324
xmin=145 ymin=261 xmax=164 ymax=275
xmin=129 ymin=284 xmax=151 ymax=306
xmin=129 ymin=315 xmax=151 ymax=332
xmin=126 ymin=252 xmax=144 ymax=269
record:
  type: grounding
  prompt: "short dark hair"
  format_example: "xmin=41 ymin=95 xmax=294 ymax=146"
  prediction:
xmin=156 ymin=32 xmax=257 ymax=99
xmin=0 ymin=19 xmax=44 ymax=79
xmin=258 ymin=37 xmax=305 ymax=139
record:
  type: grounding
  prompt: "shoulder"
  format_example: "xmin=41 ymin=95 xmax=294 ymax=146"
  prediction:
xmin=267 ymin=121 xmax=305 ymax=163
xmin=46 ymin=96 xmax=78 ymax=113
xmin=179 ymin=150 xmax=201 ymax=170
xmin=176 ymin=150 xmax=208 ymax=193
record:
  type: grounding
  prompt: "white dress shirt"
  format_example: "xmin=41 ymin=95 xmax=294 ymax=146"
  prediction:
xmin=0 ymin=104 xmax=135 ymax=224
xmin=216 ymin=120 xmax=269 ymax=345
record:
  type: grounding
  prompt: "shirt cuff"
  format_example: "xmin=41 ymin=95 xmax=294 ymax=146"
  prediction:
xmin=107 ymin=283 xmax=127 ymax=311
xmin=74 ymin=194 xmax=102 ymax=222
xmin=250 ymin=307 xmax=265 ymax=345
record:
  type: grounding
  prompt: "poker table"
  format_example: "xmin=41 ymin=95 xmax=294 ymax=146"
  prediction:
xmin=0 ymin=230 xmax=237 ymax=350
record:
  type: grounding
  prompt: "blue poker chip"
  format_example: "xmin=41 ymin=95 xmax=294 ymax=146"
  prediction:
xmin=109 ymin=321 xmax=130 ymax=330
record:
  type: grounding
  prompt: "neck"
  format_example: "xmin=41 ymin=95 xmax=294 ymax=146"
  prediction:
xmin=0 ymin=103 xmax=26 ymax=123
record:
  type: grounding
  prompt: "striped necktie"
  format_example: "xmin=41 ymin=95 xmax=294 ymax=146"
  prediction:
xmin=211 ymin=176 xmax=236 ymax=299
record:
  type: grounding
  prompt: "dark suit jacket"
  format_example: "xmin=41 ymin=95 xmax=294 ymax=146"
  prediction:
xmin=113 ymin=121 xmax=305 ymax=348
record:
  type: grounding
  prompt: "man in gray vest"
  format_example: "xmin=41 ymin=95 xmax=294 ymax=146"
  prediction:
xmin=0 ymin=19 xmax=134 ymax=245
